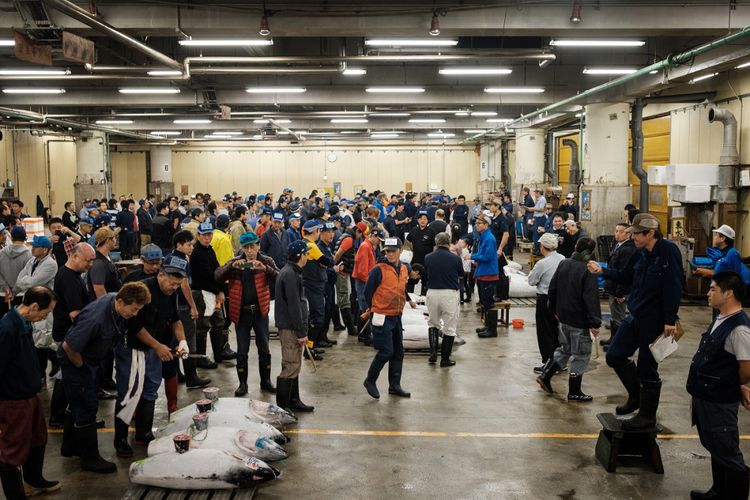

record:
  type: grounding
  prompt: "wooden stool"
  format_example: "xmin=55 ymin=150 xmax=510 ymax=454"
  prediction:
xmin=494 ymin=301 xmax=511 ymax=325
xmin=517 ymin=241 xmax=533 ymax=253
xmin=529 ymin=252 xmax=541 ymax=270
xmin=595 ymin=413 xmax=664 ymax=474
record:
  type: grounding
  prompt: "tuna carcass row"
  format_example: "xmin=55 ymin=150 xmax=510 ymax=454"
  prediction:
xmin=149 ymin=427 xmax=289 ymax=462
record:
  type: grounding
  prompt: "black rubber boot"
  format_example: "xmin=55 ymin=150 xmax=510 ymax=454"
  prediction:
xmin=47 ymin=380 xmax=66 ymax=428
xmin=113 ymin=405 xmax=133 ymax=458
xmin=388 ymin=385 xmax=411 ymax=397
xmin=60 ymin=411 xmax=78 ymax=458
xmin=133 ymin=400 xmax=155 ymax=445
xmin=690 ymin=459 xmax=725 ymax=500
xmin=196 ymin=333 xmax=218 ymax=369
xmin=613 ymin=362 xmax=640 ymax=415
xmin=76 ymin=423 xmax=116 ymax=474
xmin=478 ymin=309 xmax=498 ymax=338
xmin=567 ymin=374 xmax=593 ymax=402
xmin=475 ymin=309 xmax=486 ymax=333
xmin=332 ymin=306 xmax=346 ymax=331
xmin=21 ymin=446 xmax=60 ymax=496
xmin=536 ymin=358 xmax=560 ymax=394
xmin=440 ymin=335 xmax=456 ymax=367
xmin=235 ymin=364 xmax=248 ymax=397
xmin=1 ymin=463 xmax=27 ymax=500
xmin=276 ymin=377 xmax=293 ymax=412
xmin=341 ymin=308 xmax=357 ymax=336
xmin=622 ymin=380 xmax=661 ymax=431
xmin=290 ymin=378 xmax=314 ymax=412
xmin=724 ymin=466 xmax=749 ymax=500
xmin=184 ymin=358 xmax=211 ymax=389
xmin=259 ymin=364 xmax=276 ymax=394
xmin=428 ymin=327 xmax=439 ymax=364
xmin=363 ymin=378 xmax=380 ymax=399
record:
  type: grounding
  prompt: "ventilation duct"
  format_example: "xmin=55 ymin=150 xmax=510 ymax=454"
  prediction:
xmin=562 ymin=138 xmax=580 ymax=186
xmin=708 ymin=106 xmax=739 ymax=166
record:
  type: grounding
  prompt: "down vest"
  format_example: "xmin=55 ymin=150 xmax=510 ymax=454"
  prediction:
xmin=214 ymin=252 xmax=279 ymax=324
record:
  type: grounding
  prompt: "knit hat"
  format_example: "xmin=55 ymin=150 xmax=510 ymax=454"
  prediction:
xmin=539 ymin=232 xmax=559 ymax=250
xmin=240 ymin=232 xmax=259 ymax=246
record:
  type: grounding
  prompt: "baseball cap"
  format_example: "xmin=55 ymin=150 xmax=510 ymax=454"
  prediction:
xmin=383 ymin=237 xmax=403 ymax=250
xmin=289 ymin=213 xmax=302 ymax=221
xmin=283 ymin=187 xmax=293 ymax=193
xmin=10 ymin=226 xmax=26 ymax=241
xmin=356 ymin=221 xmax=369 ymax=234
xmin=94 ymin=227 xmax=116 ymax=246
xmin=197 ymin=221 xmax=214 ymax=234
xmin=289 ymin=201 xmax=301 ymax=212
xmin=539 ymin=232 xmax=559 ymax=250
xmin=140 ymin=244 xmax=163 ymax=261
xmin=288 ymin=239 xmax=310 ymax=260
xmin=563 ymin=220 xmax=577 ymax=228
xmin=257 ymin=194 xmax=266 ymax=201
xmin=712 ymin=224 xmax=735 ymax=240
xmin=261 ymin=208 xmax=273 ymax=216
xmin=371 ymin=229 xmax=386 ymax=241
xmin=240 ymin=232 xmax=259 ymax=246
xmin=272 ymin=212 xmax=284 ymax=222
xmin=417 ymin=210 xmax=429 ymax=219
xmin=545 ymin=203 xmax=553 ymax=209
xmin=31 ymin=235 xmax=52 ymax=249
xmin=322 ymin=222 xmax=335 ymax=231
xmin=80 ymin=217 xmax=93 ymax=226
xmin=162 ymin=254 xmax=188 ymax=277
xmin=566 ymin=193 xmax=575 ymax=199
xmin=478 ymin=214 xmax=492 ymax=225
xmin=303 ymin=220 xmax=322 ymax=232
xmin=492 ymin=198 xmax=502 ymax=206
xmin=626 ymin=213 xmax=660 ymax=233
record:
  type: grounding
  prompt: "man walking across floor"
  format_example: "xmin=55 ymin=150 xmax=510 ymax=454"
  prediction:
xmin=601 ymin=222 xmax=636 ymax=350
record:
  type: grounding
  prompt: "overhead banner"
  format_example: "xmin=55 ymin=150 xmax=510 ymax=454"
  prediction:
xmin=62 ymin=31 xmax=95 ymax=65
xmin=14 ymin=31 xmax=52 ymax=66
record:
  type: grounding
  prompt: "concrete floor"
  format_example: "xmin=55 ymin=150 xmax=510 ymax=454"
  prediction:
xmin=34 ymin=278 xmax=750 ymax=499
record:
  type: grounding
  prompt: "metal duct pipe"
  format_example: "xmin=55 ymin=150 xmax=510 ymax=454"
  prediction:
xmin=631 ymin=98 xmax=649 ymax=213
xmin=708 ymin=106 xmax=740 ymax=165
xmin=545 ymin=131 xmax=557 ymax=185
xmin=44 ymin=0 xmax=183 ymax=71
xmin=184 ymin=52 xmax=554 ymax=66
xmin=500 ymin=139 xmax=511 ymax=192
xmin=562 ymin=138 xmax=579 ymax=187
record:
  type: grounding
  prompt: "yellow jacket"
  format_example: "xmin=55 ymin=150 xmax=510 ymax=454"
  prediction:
xmin=211 ymin=229 xmax=234 ymax=265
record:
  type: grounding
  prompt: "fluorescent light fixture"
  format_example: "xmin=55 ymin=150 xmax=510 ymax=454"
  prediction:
xmin=0 ymin=39 xmax=15 ymax=47
xmin=371 ymin=134 xmax=399 ymax=139
xmin=439 ymin=67 xmax=512 ymax=75
xmin=484 ymin=87 xmax=545 ymax=93
xmin=340 ymin=130 xmax=361 ymax=134
xmin=343 ymin=68 xmax=367 ymax=76
xmin=151 ymin=131 xmax=181 ymax=136
xmin=464 ymin=129 xmax=488 ymax=133
xmin=2 ymin=88 xmax=66 ymax=94
xmin=0 ymin=69 xmax=70 ymax=76
xmin=253 ymin=119 xmax=270 ymax=124
xmin=372 ymin=131 xmax=404 ymax=135
xmin=179 ymin=39 xmax=273 ymax=47
xmin=119 ymin=88 xmax=181 ymax=94
xmin=428 ymin=132 xmax=455 ymax=138
xmin=575 ymin=113 xmax=585 ymax=118
xmin=455 ymin=111 xmax=469 ymax=117
xmin=736 ymin=61 xmax=750 ymax=69
xmin=408 ymin=118 xmax=446 ymax=124
xmin=550 ymin=39 xmax=645 ymax=47
xmin=214 ymin=131 xmax=243 ymax=135
xmin=486 ymin=118 xmax=513 ymax=123
xmin=583 ymin=67 xmax=638 ymax=75
xmin=246 ymin=87 xmax=306 ymax=94
xmin=371 ymin=112 xmax=411 ymax=117
xmin=331 ymin=118 xmax=368 ymax=123
xmin=649 ymin=70 xmax=659 ymax=75
xmin=690 ymin=72 xmax=718 ymax=83
xmin=471 ymin=111 xmax=498 ymax=117
xmin=365 ymin=39 xmax=458 ymax=47
xmin=365 ymin=87 xmax=425 ymax=93
xmin=147 ymin=70 xmax=183 ymax=76
xmin=95 ymin=119 xmax=133 ymax=125
xmin=174 ymin=119 xmax=212 ymax=124
xmin=205 ymin=134 xmax=242 ymax=139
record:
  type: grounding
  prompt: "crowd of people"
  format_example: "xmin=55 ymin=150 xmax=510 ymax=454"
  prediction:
xmin=0 ymin=186 xmax=748 ymax=499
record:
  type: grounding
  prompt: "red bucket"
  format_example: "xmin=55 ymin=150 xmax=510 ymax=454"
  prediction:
xmin=511 ymin=319 xmax=525 ymax=329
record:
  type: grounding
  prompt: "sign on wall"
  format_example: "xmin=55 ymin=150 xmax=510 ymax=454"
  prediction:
xmin=333 ymin=182 xmax=342 ymax=198
xmin=581 ymin=189 xmax=592 ymax=221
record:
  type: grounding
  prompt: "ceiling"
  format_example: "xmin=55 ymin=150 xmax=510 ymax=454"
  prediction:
xmin=0 ymin=0 xmax=749 ymax=143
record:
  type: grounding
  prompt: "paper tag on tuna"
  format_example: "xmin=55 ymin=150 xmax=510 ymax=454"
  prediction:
xmin=242 ymin=456 xmax=261 ymax=470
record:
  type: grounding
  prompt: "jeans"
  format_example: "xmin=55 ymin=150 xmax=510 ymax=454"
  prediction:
xmin=355 ymin=280 xmax=367 ymax=316
xmin=366 ymin=315 xmax=404 ymax=387
xmin=61 ymin=363 xmax=99 ymax=426
xmin=553 ymin=323 xmax=593 ymax=375
xmin=114 ymin=344 xmax=162 ymax=403
xmin=535 ymin=294 xmax=559 ymax=363
xmin=605 ymin=314 xmax=662 ymax=382
xmin=477 ymin=279 xmax=498 ymax=311
xmin=303 ymin=280 xmax=326 ymax=329
xmin=692 ymin=397 xmax=746 ymax=471
xmin=235 ymin=309 xmax=271 ymax=380
xmin=178 ymin=306 xmax=197 ymax=352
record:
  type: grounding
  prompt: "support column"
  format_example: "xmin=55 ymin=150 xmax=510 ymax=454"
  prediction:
xmin=479 ymin=141 xmax=501 ymax=198
xmin=513 ymin=128 xmax=546 ymax=192
xmin=582 ymin=102 xmax=632 ymax=238
xmin=149 ymin=146 xmax=175 ymax=199
xmin=74 ymin=131 xmax=108 ymax=205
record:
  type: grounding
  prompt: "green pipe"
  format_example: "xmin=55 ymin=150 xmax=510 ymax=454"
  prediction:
xmin=464 ymin=25 xmax=750 ymax=144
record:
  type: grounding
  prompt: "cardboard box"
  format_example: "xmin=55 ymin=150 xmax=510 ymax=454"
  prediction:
xmin=664 ymin=164 xmax=720 ymax=186
xmin=670 ymin=185 xmax=712 ymax=203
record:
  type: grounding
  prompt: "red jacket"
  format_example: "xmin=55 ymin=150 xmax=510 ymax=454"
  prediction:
xmin=352 ymin=239 xmax=376 ymax=283
xmin=214 ymin=253 xmax=279 ymax=323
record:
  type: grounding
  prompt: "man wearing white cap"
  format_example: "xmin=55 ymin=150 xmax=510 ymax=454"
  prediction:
xmin=694 ymin=225 xmax=750 ymax=286
xmin=560 ymin=192 xmax=579 ymax=221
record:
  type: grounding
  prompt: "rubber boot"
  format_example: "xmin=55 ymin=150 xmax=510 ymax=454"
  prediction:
xmin=341 ymin=308 xmax=357 ymax=336
xmin=133 ymin=399 xmax=156 ymax=445
xmin=357 ymin=315 xmax=372 ymax=346
xmin=184 ymin=358 xmax=211 ymax=389
xmin=567 ymin=374 xmax=593 ymax=402
xmin=613 ymin=362 xmax=640 ymax=415
xmin=76 ymin=423 xmax=116 ymax=474
xmin=196 ymin=332 xmax=217 ymax=369
xmin=363 ymin=378 xmax=380 ymax=399
xmin=164 ymin=376 xmax=178 ymax=415
xmin=259 ymin=364 xmax=276 ymax=393
xmin=428 ymin=327 xmax=439 ymax=364
xmin=1 ymin=464 xmax=27 ymax=500
xmin=332 ymin=306 xmax=346 ymax=332
xmin=475 ymin=309 xmax=486 ymax=333
xmin=47 ymin=380 xmax=66 ymax=429
xmin=113 ymin=405 xmax=133 ymax=458
xmin=290 ymin=378 xmax=314 ymax=412
xmin=477 ymin=309 xmax=498 ymax=338
xmin=622 ymin=380 xmax=661 ymax=431
xmin=690 ymin=459 xmax=725 ymax=500
xmin=275 ymin=377 xmax=293 ymax=412
xmin=209 ymin=330 xmax=226 ymax=363
xmin=60 ymin=411 xmax=78 ymax=458
xmin=220 ymin=334 xmax=237 ymax=361
xmin=724 ymin=466 xmax=749 ymax=500
xmin=536 ymin=358 xmax=560 ymax=393
xmin=235 ymin=365 xmax=248 ymax=397
xmin=21 ymin=446 xmax=60 ymax=496
xmin=440 ymin=336 xmax=456 ymax=367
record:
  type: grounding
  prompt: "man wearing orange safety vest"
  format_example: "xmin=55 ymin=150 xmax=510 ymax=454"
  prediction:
xmin=362 ymin=237 xmax=416 ymax=400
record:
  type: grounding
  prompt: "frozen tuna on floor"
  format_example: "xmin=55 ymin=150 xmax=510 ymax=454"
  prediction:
xmin=161 ymin=408 xmax=289 ymax=445
xmin=130 ymin=449 xmax=280 ymax=490
xmin=148 ymin=427 xmax=288 ymax=462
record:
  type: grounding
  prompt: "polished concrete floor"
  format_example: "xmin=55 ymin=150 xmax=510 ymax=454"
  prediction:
xmin=34 ymin=284 xmax=749 ymax=499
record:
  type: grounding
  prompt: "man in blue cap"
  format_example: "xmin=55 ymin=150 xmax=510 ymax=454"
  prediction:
xmin=260 ymin=212 xmax=289 ymax=274
xmin=0 ymin=226 xmax=31 ymax=315
xmin=256 ymin=208 xmax=273 ymax=238
xmin=286 ymin=212 xmax=302 ymax=244
xmin=301 ymin=220 xmax=329 ymax=359
xmin=319 ymin=222 xmax=344 ymax=343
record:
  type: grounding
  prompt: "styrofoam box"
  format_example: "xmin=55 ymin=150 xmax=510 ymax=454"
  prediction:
xmin=647 ymin=165 xmax=668 ymax=185
xmin=670 ymin=185 xmax=713 ymax=203
xmin=664 ymin=164 xmax=720 ymax=186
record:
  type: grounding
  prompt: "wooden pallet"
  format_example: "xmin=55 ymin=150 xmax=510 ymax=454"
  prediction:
xmin=122 ymin=486 xmax=256 ymax=500
xmin=506 ymin=297 xmax=536 ymax=307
